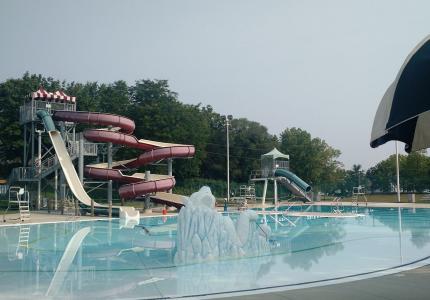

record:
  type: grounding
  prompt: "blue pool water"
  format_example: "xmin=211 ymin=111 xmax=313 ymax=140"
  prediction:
xmin=1 ymin=206 xmax=430 ymax=299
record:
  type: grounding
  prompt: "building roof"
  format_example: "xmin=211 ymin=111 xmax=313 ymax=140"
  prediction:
xmin=29 ymin=87 xmax=76 ymax=103
xmin=262 ymin=148 xmax=289 ymax=160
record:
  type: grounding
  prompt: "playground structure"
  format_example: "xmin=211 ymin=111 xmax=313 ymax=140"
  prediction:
xmin=250 ymin=148 xmax=312 ymax=205
xmin=2 ymin=87 xmax=195 ymax=219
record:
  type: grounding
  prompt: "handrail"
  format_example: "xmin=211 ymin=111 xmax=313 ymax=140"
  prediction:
xmin=332 ymin=197 xmax=343 ymax=213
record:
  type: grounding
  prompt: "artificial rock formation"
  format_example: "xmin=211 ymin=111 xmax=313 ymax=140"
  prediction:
xmin=174 ymin=186 xmax=271 ymax=264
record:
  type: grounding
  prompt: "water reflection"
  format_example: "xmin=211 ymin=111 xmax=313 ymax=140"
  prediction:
xmin=371 ymin=208 xmax=430 ymax=248
xmin=282 ymin=217 xmax=346 ymax=270
xmin=0 ymin=207 xmax=429 ymax=299
xmin=0 ymin=219 xmax=178 ymax=299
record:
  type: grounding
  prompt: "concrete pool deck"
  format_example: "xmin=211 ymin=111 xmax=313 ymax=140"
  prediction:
xmin=217 ymin=264 xmax=430 ymax=300
xmin=1 ymin=201 xmax=430 ymax=226
xmin=0 ymin=209 xmax=175 ymax=226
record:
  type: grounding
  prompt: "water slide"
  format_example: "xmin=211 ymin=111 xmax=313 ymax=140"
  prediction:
xmin=37 ymin=110 xmax=140 ymax=218
xmin=39 ymin=110 xmax=194 ymax=209
xmin=274 ymin=168 xmax=312 ymax=202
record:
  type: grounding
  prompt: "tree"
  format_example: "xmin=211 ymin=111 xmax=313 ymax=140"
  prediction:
xmin=352 ymin=164 xmax=364 ymax=187
xmin=366 ymin=155 xmax=398 ymax=192
xmin=0 ymin=73 xmax=64 ymax=177
xmin=227 ymin=118 xmax=278 ymax=182
xmin=400 ymin=152 xmax=430 ymax=192
xmin=127 ymin=79 xmax=210 ymax=179
xmin=200 ymin=108 xmax=278 ymax=182
xmin=279 ymin=127 xmax=342 ymax=192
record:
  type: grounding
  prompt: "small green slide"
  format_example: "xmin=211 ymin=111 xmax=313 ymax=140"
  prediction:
xmin=274 ymin=168 xmax=312 ymax=202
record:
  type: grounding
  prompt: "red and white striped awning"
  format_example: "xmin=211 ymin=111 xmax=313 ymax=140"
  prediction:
xmin=30 ymin=87 xmax=76 ymax=103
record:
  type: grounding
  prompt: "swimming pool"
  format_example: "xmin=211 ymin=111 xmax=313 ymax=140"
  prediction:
xmin=1 ymin=206 xmax=430 ymax=299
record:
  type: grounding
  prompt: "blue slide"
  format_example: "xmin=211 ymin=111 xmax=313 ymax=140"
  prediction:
xmin=274 ymin=169 xmax=312 ymax=202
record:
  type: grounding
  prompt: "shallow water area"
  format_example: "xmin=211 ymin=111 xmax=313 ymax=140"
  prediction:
xmin=1 ymin=206 xmax=430 ymax=299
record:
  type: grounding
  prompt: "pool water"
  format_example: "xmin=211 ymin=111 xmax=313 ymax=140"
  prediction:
xmin=1 ymin=206 xmax=430 ymax=299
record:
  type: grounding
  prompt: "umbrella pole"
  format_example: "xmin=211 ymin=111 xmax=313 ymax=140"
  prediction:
xmin=395 ymin=141 xmax=401 ymax=203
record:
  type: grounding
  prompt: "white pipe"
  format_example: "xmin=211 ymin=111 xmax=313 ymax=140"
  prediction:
xmin=54 ymin=169 xmax=58 ymax=210
xmin=167 ymin=158 xmax=173 ymax=194
xmin=37 ymin=130 xmax=42 ymax=210
xmin=226 ymin=117 xmax=230 ymax=202
xmin=395 ymin=141 xmax=401 ymax=203
xmin=262 ymin=179 xmax=268 ymax=206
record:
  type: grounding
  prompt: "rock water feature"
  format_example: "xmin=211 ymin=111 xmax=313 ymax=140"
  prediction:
xmin=174 ymin=186 xmax=271 ymax=264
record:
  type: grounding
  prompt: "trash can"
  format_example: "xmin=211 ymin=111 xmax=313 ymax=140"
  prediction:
xmin=312 ymin=192 xmax=321 ymax=202
xmin=47 ymin=199 xmax=53 ymax=212
xmin=408 ymin=193 xmax=415 ymax=203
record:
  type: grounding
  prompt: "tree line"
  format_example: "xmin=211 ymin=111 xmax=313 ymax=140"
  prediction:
xmin=0 ymin=73 xmax=429 ymax=197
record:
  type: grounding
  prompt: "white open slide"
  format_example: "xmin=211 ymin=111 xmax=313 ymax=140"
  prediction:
xmin=49 ymin=130 xmax=139 ymax=220
xmin=46 ymin=227 xmax=91 ymax=297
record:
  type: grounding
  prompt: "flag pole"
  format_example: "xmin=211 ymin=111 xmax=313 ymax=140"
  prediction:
xmin=395 ymin=141 xmax=401 ymax=203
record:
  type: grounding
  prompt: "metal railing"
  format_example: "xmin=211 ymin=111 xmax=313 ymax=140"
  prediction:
xmin=9 ymin=167 xmax=38 ymax=182
xmin=12 ymin=141 xmax=98 ymax=183
xmin=19 ymin=99 xmax=76 ymax=124
xmin=332 ymin=197 xmax=343 ymax=213
xmin=38 ymin=154 xmax=58 ymax=171
xmin=0 ymin=185 xmax=8 ymax=195
xmin=67 ymin=141 xmax=98 ymax=156
xmin=250 ymin=170 xmax=262 ymax=179
xmin=83 ymin=143 xmax=98 ymax=156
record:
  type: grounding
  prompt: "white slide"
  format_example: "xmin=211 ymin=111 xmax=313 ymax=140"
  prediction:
xmin=46 ymin=227 xmax=91 ymax=297
xmin=49 ymin=131 xmax=140 ymax=221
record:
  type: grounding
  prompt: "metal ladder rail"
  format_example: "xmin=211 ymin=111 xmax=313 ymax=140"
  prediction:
xmin=18 ymin=191 xmax=31 ymax=222
xmin=17 ymin=225 xmax=30 ymax=257
xmin=332 ymin=197 xmax=343 ymax=214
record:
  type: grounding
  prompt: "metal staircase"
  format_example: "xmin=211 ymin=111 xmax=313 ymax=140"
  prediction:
xmin=8 ymin=140 xmax=97 ymax=184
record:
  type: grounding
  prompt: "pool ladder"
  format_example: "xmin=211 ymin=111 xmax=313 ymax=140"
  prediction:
xmin=332 ymin=197 xmax=343 ymax=214
xmin=8 ymin=225 xmax=30 ymax=260
xmin=17 ymin=226 xmax=30 ymax=255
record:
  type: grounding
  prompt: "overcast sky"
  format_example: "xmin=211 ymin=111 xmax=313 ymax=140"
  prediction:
xmin=1 ymin=0 xmax=430 ymax=169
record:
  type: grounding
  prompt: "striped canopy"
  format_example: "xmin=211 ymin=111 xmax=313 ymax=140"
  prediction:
xmin=370 ymin=35 xmax=430 ymax=153
xmin=30 ymin=87 xmax=76 ymax=103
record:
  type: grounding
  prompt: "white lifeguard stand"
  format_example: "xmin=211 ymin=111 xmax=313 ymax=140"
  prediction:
xmin=352 ymin=185 xmax=368 ymax=206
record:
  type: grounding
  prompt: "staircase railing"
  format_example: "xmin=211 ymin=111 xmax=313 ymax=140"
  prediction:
xmin=9 ymin=139 xmax=97 ymax=184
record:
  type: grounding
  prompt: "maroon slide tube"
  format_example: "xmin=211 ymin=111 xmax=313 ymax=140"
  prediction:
xmin=53 ymin=110 xmax=194 ymax=200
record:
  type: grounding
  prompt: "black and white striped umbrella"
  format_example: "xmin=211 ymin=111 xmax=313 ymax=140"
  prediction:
xmin=371 ymin=35 xmax=430 ymax=152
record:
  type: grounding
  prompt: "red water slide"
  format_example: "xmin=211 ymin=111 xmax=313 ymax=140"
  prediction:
xmin=53 ymin=111 xmax=195 ymax=200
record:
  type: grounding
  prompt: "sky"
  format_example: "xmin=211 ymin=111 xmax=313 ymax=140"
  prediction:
xmin=1 ymin=0 xmax=430 ymax=169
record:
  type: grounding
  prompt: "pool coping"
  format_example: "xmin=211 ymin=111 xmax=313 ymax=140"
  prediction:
xmin=0 ymin=211 xmax=179 ymax=227
xmin=2 ymin=201 xmax=430 ymax=227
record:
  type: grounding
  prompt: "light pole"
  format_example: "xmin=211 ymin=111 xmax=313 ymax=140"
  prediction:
xmin=35 ymin=128 xmax=44 ymax=210
xmin=395 ymin=141 xmax=401 ymax=203
xmin=225 ymin=115 xmax=232 ymax=202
